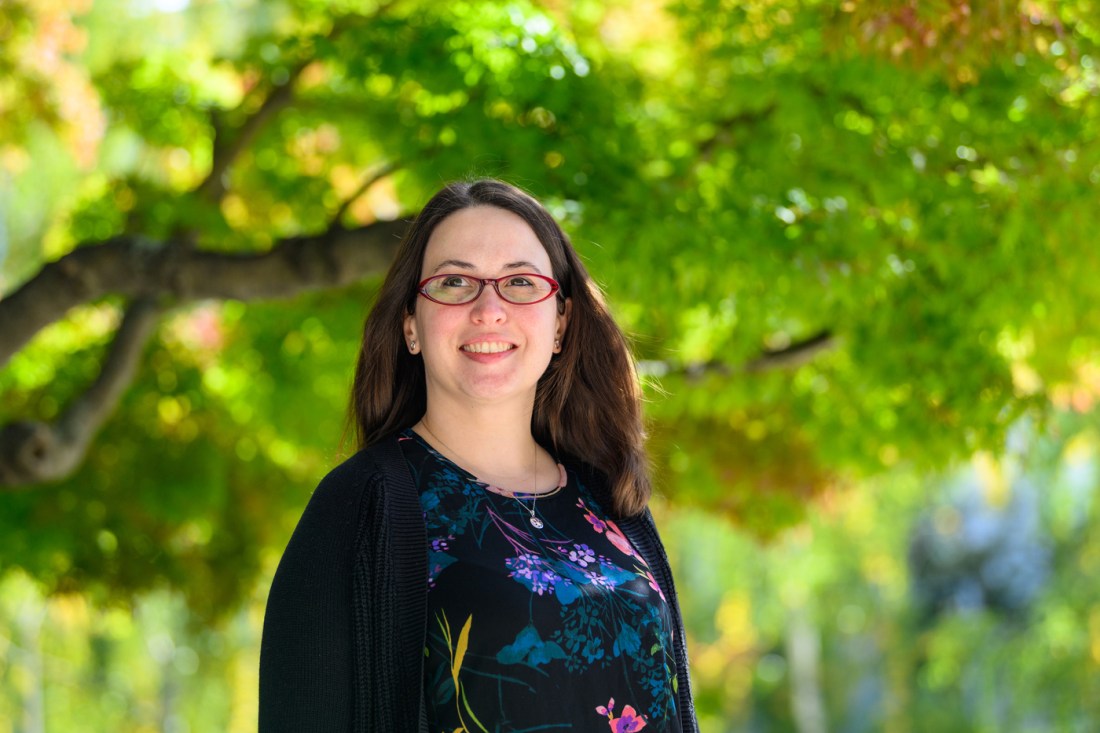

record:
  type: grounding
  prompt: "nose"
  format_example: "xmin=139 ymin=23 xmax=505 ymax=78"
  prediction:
xmin=469 ymin=281 xmax=507 ymax=323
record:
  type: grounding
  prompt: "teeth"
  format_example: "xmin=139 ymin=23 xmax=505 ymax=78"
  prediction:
xmin=462 ymin=342 xmax=513 ymax=354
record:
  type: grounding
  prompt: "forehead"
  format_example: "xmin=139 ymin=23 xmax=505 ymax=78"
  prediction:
xmin=421 ymin=206 xmax=551 ymax=274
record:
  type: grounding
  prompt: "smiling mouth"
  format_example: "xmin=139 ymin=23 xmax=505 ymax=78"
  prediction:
xmin=461 ymin=342 xmax=515 ymax=354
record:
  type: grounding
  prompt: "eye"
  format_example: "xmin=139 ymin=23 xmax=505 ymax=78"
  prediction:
xmin=439 ymin=275 xmax=474 ymax=288
xmin=505 ymin=276 xmax=536 ymax=287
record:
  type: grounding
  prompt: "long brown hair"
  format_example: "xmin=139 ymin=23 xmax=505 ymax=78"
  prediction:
xmin=349 ymin=179 xmax=650 ymax=516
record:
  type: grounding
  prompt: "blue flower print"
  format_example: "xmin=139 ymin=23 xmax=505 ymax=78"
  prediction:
xmin=497 ymin=624 xmax=568 ymax=668
xmin=506 ymin=553 xmax=566 ymax=595
xmin=587 ymin=561 xmax=637 ymax=591
xmin=612 ymin=622 xmax=641 ymax=657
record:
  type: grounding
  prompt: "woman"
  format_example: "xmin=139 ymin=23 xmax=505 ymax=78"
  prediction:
xmin=259 ymin=179 xmax=697 ymax=732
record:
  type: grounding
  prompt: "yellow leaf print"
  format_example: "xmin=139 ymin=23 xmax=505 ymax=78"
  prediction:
xmin=453 ymin=614 xmax=472 ymax=690
xmin=436 ymin=612 xmax=487 ymax=733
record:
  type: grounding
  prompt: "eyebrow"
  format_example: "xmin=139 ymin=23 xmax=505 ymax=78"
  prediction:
xmin=431 ymin=259 xmax=544 ymax=274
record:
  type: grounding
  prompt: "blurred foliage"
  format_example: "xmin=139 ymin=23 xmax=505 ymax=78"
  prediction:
xmin=2 ymin=0 xmax=1100 ymax=728
xmin=663 ymin=407 xmax=1100 ymax=730
xmin=3 ymin=404 xmax=1098 ymax=730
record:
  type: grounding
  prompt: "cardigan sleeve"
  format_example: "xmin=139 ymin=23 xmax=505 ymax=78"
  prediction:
xmin=259 ymin=443 xmax=428 ymax=733
xmin=258 ymin=454 xmax=375 ymax=732
xmin=638 ymin=508 xmax=699 ymax=733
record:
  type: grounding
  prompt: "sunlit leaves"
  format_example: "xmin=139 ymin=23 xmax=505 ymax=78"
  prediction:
xmin=0 ymin=0 xmax=104 ymax=165
xmin=3 ymin=0 xmax=1100 ymax=625
xmin=1 ymin=3 xmax=1100 ymax=729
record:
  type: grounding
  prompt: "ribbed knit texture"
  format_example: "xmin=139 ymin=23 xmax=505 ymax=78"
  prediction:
xmin=259 ymin=436 xmax=697 ymax=733
xmin=617 ymin=511 xmax=698 ymax=732
xmin=260 ymin=438 xmax=428 ymax=732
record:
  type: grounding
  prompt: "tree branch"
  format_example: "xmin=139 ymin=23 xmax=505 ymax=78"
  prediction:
xmin=0 ymin=219 xmax=409 ymax=368
xmin=195 ymin=13 xmax=365 ymax=202
xmin=698 ymin=102 xmax=779 ymax=159
xmin=744 ymin=330 xmax=836 ymax=372
xmin=326 ymin=161 xmax=400 ymax=234
xmin=638 ymin=330 xmax=836 ymax=378
xmin=196 ymin=71 xmax=304 ymax=202
xmin=1 ymin=6 xmax=414 ymax=489
xmin=0 ymin=299 xmax=160 ymax=488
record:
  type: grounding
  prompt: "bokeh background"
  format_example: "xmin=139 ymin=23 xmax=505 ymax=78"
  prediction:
xmin=2 ymin=0 xmax=1100 ymax=730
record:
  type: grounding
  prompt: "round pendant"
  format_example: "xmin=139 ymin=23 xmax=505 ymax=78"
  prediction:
xmin=529 ymin=515 xmax=544 ymax=529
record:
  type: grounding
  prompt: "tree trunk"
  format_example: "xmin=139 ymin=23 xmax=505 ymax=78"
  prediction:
xmin=786 ymin=602 xmax=828 ymax=733
xmin=15 ymin=598 xmax=46 ymax=733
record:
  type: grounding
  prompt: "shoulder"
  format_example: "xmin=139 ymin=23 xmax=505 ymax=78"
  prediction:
xmin=563 ymin=455 xmax=653 ymax=524
xmin=564 ymin=462 xmax=662 ymax=557
xmin=563 ymin=455 xmax=610 ymax=496
xmin=321 ymin=432 xmax=414 ymax=490
xmin=303 ymin=434 xmax=408 ymax=524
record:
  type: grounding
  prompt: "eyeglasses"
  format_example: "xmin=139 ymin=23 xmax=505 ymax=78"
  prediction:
xmin=417 ymin=273 xmax=560 ymax=305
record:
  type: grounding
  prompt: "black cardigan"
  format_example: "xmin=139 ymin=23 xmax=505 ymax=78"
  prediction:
xmin=259 ymin=435 xmax=698 ymax=732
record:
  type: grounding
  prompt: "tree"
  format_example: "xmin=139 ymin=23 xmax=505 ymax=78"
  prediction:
xmin=2 ymin=0 xmax=1099 ymax=617
xmin=1 ymin=0 xmax=645 ymax=614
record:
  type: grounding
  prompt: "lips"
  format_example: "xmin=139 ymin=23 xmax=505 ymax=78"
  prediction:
xmin=460 ymin=341 xmax=515 ymax=354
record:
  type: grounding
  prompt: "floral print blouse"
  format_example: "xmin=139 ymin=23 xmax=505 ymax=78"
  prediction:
xmin=399 ymin=431 xmax=682 ymax=733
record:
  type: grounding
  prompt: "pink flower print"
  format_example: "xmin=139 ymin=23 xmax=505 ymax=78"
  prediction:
xmin=578 ymin=499 xmax=608 ymax=532
xmin=612 ymin=707 xmax=648 ymax=733
xmin=604 ymin=520 xmax=637 ymax=559
xmin=641 ymin=568 xmax=666 ymax=602
xmin=596 ymin=697 xmax=648 ymax=732
xmin=576 ymin=499 xmax=639 ymax=560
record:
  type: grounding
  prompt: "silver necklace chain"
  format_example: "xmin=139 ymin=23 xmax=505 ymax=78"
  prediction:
xmin=418 ymin=419 xmax=557 ymax=529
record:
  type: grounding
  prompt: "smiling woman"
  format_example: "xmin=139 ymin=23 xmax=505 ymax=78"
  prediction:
xmin=258 ymin=179 xmax=698 ymax=733
xmin=404 ymin=205 xmax=568 ymax=416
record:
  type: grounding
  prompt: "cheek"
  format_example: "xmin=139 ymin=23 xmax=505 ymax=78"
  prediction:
xmin=528 ymin=309 xmax=561 ymax=341
xmin=417 ymin=308 xmax=468 ymax=348
xmin=417 ymin=312 xmax=445 ymax=343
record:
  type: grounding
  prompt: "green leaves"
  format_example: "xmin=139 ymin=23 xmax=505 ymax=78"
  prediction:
xmin=3 ymin=0 xmax=1100 ymax=612
xmin=2 ymin=3 xmax=1100 ymax=730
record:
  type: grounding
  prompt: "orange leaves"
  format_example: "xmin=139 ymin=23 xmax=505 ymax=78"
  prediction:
xmin=829 ymin=0 xmax=1080 ymax=83
xmin=2 ymin=0 xmax=105 ymax=167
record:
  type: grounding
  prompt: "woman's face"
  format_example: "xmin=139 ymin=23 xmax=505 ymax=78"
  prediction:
xmin=404 ymin=205 xmax=570 ymax=413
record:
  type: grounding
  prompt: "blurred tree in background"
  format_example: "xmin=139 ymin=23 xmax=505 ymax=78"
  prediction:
xmin=2 ymin=0 xmax=1099 ymax=730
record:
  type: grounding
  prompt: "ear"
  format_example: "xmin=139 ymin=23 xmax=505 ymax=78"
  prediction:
xmin=403 ymin=312 xmax=419 ymax=353
xmin=554 ymin=298 xmax=571 ymax=351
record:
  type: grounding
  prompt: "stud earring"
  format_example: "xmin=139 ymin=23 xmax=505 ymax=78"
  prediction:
xmin=553 ymin=338 xmax=561 ymax=352
xmin=409 ymin=339 xmax=417 ymax=353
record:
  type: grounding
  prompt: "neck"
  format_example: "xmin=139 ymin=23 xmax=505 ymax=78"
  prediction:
xmin=415 ymin=396 xmax=556 ymax=491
